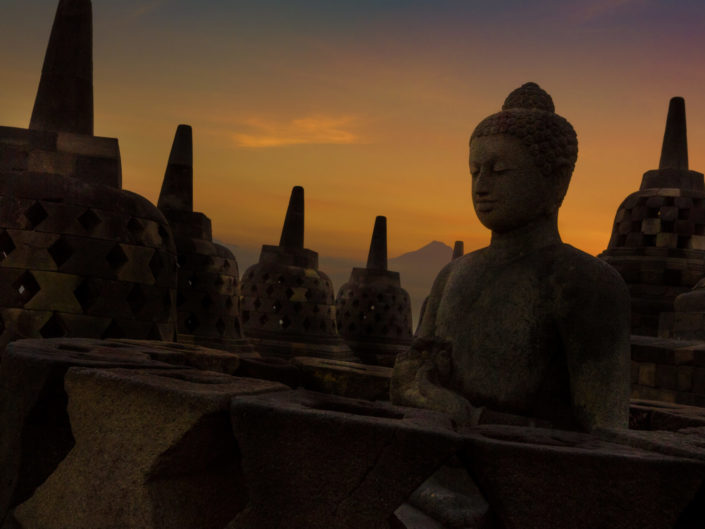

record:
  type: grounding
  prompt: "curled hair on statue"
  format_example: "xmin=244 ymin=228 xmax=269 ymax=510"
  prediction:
xmin=470 ymin=82 xmax=578 ymax=191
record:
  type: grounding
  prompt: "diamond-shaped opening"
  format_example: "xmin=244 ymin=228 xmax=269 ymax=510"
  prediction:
xmin=279 ymin=315 xmax=291 ymax=329
xmin=375 ymin=313 xmax=382 ymax=322
xmin=201 ymin=295 xmax=213 ymax=310
xmin=242 ymin=310 xmax=250 ymax=323
xmin=39 ymin=313 xmax=67 ymax=338
xmin=158 ymin=224 xmax=170 ymax=243
xmin=106 ymin=244 xmax=128 ymax=271
xmin=272 ymin=301 xmax=282 ymax=313
xmin=225 ymin=296 xmax=234 ymax=309
xmin=48 ymin=236 xmax=73 ymax=268
xmin=127 ymin=284 xmax=146 ymax=315
xmin=25 ymin=201 xmax=48 ymax=229
xmin=348 ymin=323 xmax=356 ymax=332
xmin=344 ymin=310 xmax=351 ymax=318
xmin=0 ymin=231 xmax=15 ymax=262
xmin=185 ymin=313 xmax=199 ymax=333
xmin=149 ymin=251 xmax=164 ymax=279
xmin=14 ymin=271 xmax=40 ymax=305
xmin=259 ymin=314 xmax=268 ymax=325
xmin=302 ymin=317 xmax=311 ymax=330
xmin=365 ymin=325 xmax=374 ymax=334
xmin=305 ymin=289 xmax=313 ymax=301
xmin=102 ymin=320 xmax=125 ymax=339
xmin=214 ymin=275 xmax=224 ymax=287
xmin=223 ymin=260 xmax=231 ymax=270
xmin=73 ymin=280 xmax=98 ymax=312
xmin=216 ymin=318 xmax=226 ymax=336
xmin=266 ymin=285 xmax=274 ymax=296
xmin=253 ymin=297 xmax=262 ymax=309
xmin=292 ymin=302 xmax=302 ymax=313
xmin=127 ymin=217 xmax=144 ymax=236
xmin=295 ymin=276 xmax=304 ymax=286
xmin=277 ymin=275 xmax=285 ymax=284
xmin=262 ymin=273 xmax=270 ymax=281
xmin=381 ymin=325 xmax=389 ymax=334
xmin=250 ymin=284 xmax=257 ymax=293
xmin=78 ymin=208 xmax=101 ymax=233
xmin=352 ymin=299 xmax=360 ymax=307
xmin=312 ymin=305 xmax=320 ymax=314
xmin=204 ymin=256 xmax=214 ymax=266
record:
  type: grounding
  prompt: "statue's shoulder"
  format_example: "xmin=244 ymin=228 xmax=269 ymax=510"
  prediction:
xmin=549 ymin=243 xmax=629 ymax=300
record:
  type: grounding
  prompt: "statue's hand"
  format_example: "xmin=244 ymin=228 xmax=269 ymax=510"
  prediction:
xmin=391 ymin=337 xmax=480 ymax=426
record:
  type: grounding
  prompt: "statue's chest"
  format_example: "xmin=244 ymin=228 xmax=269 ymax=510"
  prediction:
xmin=435 ymin=260 xmax=556 ymax=369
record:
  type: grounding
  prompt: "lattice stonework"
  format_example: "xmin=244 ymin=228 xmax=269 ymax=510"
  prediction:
xmin=174 ymin=238 xmax=247 ymax=347
xmin=601 ymin=189 xmax=705 ymax=336
xmin=0 ymin=143 xmax=178 ymax=348
xmin=241 ymin=262 xmax=338 ymax=339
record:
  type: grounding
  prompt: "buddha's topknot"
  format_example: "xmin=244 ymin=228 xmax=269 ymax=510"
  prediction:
xmin=471 ymin=82 xmax=578 ymax=179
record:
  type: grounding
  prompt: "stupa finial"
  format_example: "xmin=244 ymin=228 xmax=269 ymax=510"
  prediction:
xmin=158 ymin=125 xmax=193 ymax=212
xmin=452 ymin=241 xmax=464 ymax=260
xmin=366 ymin=216 xmax=388 ymax=270
xmin=279 ymin=186 xmax=304 ymax=248
xmin=659 ymin=97 xmax=689 ymax=171
xmin=30 ymin=0 xmax=93 ymax=135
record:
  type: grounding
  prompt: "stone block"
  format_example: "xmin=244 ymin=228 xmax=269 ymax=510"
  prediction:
xmin=460 ymin=424 xmax=705 ymax=529
xmin=56 ymin=132 xmax=119 ymax=159
xmin=292 ymin=356 xmax=392 ymax=401
xmin=639 ymin=363 xmax=656 ymax=387
xmin=13 ymin=367 xmax=287 ymax=529
xmin=27 ymin=150 xmax=76 ymax=175
xmin=693 ymin=368 xmax=705 ymax=395
xmin=0 ymin=339 xmax=177 ymax=523
xmin=229 ymin=389 xmax=461 ymax=529
xmin=655 ymin=365 xmax=677 ymax=389
xmin=678 ymin=366 xmax=695 ymax=392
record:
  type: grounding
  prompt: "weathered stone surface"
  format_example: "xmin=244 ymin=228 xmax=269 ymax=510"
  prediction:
xmin=234 ymin=353 xmax=301 ymax=387
xmin=0 ymin=338 xmax=177 ymax=525
xmin=393 ymin=83 xmax=631 ymax=432
xmin=12 ymin=366 xmax=288 ymax=529
xmin=631 ymin=399 xmax=705 ymax=430
xmin=293 ymin=355 xmax=392 ymax=400
xmin=229 ymin=389 xmax=461 ymax=529
xmin=406 ymin=463 xmax=493 ymax=529
xmin=459 ymin=424 xmax=705 ymax=529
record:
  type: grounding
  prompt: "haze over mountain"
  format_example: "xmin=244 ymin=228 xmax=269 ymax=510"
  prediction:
xmin=222 ymin=240 xmax=455 ymax=329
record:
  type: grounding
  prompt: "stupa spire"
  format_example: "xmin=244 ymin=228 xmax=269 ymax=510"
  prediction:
xmin=158 ymin=125 xmax=193 ymax=212
xmin=452 ymin=241 xmax=464 ymax=260
xmin=366 ymin=216 xmax=388 ymax=270
xmin=30 ymin=0 xmax=93 ymax=135
xmin=279 ymin=186 xmax=304 ymax=248
xmin=659 ymin=97 xmax=689 ymax=171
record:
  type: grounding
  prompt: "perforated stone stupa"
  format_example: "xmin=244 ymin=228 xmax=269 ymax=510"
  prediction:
xmin=0 ymin=0 xmax=177 ymax=349
xmin=335 ymin=216 xmax=412 ymax=366
xmin=240 ymin=186 xmax=354 ymax=359
xmin=157 ymin=125 xmax=250 ymax=352
xmin=600 ymin=97 xmax=705 ymax=336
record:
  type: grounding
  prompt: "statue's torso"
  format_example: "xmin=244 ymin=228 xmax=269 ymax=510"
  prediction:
xmin=434 ymin=243 xmax=576 ymax=425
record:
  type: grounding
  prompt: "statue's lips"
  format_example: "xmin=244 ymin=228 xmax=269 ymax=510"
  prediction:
xmin=474 ymin=199 xmax=497 ymax=212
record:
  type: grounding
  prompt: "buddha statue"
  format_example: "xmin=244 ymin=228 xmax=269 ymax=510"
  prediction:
xmin=391 ymin=83 xmax=631 ymax=432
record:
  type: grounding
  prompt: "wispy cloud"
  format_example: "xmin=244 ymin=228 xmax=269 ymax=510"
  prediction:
xmin=233 ymin=115 xmax=363 ymax=148
xmin=132 ymin=0 xmax=167 ymax=18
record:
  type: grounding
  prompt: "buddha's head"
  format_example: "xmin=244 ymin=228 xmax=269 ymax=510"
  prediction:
xmin=469 ymin=83 xmax=578 ymax=233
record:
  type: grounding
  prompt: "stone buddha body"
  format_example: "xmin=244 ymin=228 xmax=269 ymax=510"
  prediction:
xmin=391 ymin=83 xmax=631 ymax=432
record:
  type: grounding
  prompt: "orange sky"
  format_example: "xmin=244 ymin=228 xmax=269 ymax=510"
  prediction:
xmin=2 ymin=0 xmax=705 ymax=260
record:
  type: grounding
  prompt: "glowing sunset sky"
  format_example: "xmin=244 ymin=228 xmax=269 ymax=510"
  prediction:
xmin=1 ymin=0 xmax=705 ymax=261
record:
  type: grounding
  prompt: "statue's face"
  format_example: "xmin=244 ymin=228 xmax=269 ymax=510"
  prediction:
xmin=469 ymin=134 xmax=557 ymax=233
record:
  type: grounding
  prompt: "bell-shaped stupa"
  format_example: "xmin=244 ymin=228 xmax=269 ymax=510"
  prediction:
xmin=157 ymin=125 xmax=251 ymax=352
xmin=600 ymin=97 xmax=705 ymax=336
xmin=240 ymin=187 xmax=354 ymax=359
xmin=335 ymin=217 xmax=413 ymax=366
xmin=0 ymin=0 xmax=177 ymax=349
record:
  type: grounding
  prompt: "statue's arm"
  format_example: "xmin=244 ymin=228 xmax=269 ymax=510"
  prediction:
xmin=391 ymin=263 xmax=480 ymax=426
xmin=557 ymin=259 xmax=632 ymax=431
